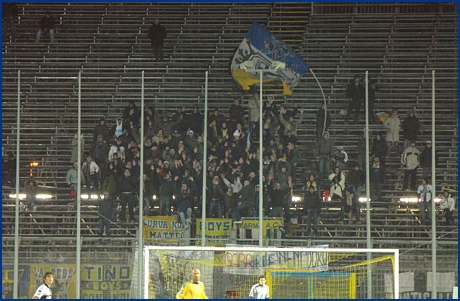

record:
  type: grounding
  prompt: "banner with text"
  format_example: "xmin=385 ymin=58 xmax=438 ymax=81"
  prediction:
xmin=143 ymin=216 xmax=185 ymax=246
xmin=28 ymin=264 xmax=76 ymax=299
xmin=195 ymin=218 xmax=232 ymax=246
xmin=240 ymin=218 xmax=283 ymax=239
xmin=81 ymin=264 xmax=133 ymax=299
xmin=223 ymin=245 xmax=329 ymax=275
xmin=2 ymin=264 xmax=29 ymax=299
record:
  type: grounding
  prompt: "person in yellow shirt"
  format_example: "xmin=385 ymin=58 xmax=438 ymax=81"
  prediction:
xmin=176 ymin=268 xmax=208 ymax=299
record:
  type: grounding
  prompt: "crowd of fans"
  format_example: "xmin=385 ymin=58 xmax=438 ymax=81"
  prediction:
xmin=67 ymin=94 xmax=315 ymax=227
xmin=61 ymin=75 xmax=456 ymax=232
xmin=0 ymin=73 xmax=449 ymax=236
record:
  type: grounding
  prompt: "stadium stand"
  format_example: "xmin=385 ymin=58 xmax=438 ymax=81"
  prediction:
xmin=2 ymin=2 xmax=457 ymax=291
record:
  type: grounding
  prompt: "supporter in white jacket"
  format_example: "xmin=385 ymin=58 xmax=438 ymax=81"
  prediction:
xmin=439 ymin=190 xmax=456 ymax=225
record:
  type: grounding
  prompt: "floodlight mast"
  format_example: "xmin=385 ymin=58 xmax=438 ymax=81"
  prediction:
xmin=240 ymin=60 xmax=286 ymax=247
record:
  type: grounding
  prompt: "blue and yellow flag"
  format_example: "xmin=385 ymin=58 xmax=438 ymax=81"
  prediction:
xmin=231 ymin=22 xmax=309 ymax=95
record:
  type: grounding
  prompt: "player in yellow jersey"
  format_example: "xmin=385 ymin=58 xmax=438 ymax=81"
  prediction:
xmin=176 ymin=268 xmax=208 ymax=299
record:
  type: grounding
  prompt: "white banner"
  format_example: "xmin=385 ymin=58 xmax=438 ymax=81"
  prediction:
xmin=223 ymin=245 xmax=329 ymax=275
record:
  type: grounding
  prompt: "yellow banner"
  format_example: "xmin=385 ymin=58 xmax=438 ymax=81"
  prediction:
xmin=240 ymin=218 xmax=283 ymax=239
xmin=81 ymin=264 xmax=132 ymax=299
xmin=29 ymin=264 xmax=76 ymax=299
xmin=195 ymin=218 xmax=232 ymax=246
xmin=143 ymin=215 xmax=185 ymax=246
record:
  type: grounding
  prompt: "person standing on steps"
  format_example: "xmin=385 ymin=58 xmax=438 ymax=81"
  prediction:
xmin=148 ymin=18 xmax=167 ymax=62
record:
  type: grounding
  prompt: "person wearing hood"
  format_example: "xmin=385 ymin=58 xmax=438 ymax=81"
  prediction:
xmin=402 ymin=109 xmax=420 ymax=150
xmin=70 ymin=132 xmax=85 ymax=163
xmin=35 ymin=11 xmax=55 ymax=43
xmin=439 ymin=190 xmax=455 ymax=225
xmin=316 ymin=131 xmax=334 ymax=183
xmin=383 ymin=109 xmax=401 ymax=157
xmin=147 ymin=18 xmax=167 ymax=61
xmin=110 ymin=117 xmax=127 ymax=141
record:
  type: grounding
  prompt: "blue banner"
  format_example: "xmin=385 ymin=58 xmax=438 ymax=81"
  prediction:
xmin=231 ymin=22 xmax=309 ymax=94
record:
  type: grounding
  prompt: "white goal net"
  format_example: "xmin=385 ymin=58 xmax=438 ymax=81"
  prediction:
xmin=143 ymin=246 xmax=399 ymax=299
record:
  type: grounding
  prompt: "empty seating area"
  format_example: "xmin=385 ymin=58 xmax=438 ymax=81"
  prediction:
xmin=2 ymin=3 xmax=458 ymax=270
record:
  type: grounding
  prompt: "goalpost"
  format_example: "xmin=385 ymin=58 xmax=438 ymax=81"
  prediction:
xmin=143 ymin=246 xmax=399 ymax=299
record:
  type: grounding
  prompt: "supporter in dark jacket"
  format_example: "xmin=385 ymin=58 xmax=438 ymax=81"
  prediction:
xmin=175 ymin=183 xmax=193 ymax=229
xmin=93 ymin=117 xmax=110 ymax=144
xmin=316 ymin=131 xmax=334 ymax=181
xmin=123 ymin=101 xmax=140 ymax=126
xmin=268 ymin=181 xmax=285 ymax=218
xmin=147 ymin=18 xmax=167 ymax=61
xmin=419 ymin=140 xmax=439 ymax=180
xmin=402 ymin=109 xmax=420 ymax=150
xmin=370 ymin=156 xmax=385 ymax=202
xmin=371 ymin=133 xmax=388 ymax=166
xmin=118 ymin=169 xmax=138 ymax=222
xmin=345 ymin=75 xmax=365 ymax=124
xmin=347 ymin=164 xmax=365 ymax=199
xmin=35 ymin=11 xmax=55 ymax=43
xmin=229 ymin=98 xmax=245 ymax=130
xmin=97 ymin=191 xmax=117 ymax=242
xmin=303 ymin=186 xmax=321 ymax=236
xmin=186 ymin=106 xmax=204 ymax=135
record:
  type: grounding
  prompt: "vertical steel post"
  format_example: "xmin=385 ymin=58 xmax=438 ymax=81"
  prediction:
xmin=258 ymin=71 xmax=264 ymax=247
xmin=201 ymin=71 xmax=209 ymax=246
xmin=138 ymin=71 xmax=145 ymax=298
xmin=431 ymin=69 xmax=437 ymax=299
xmin=13 ymin=70 xmax=21 ymax=299
xmin=76 ymin=71 xmax=82 ymax=299
xmin=365 ymin=71 xmax=372 ymax=299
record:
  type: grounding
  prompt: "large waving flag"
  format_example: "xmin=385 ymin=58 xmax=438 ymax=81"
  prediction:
xmin=231 ymin=22 xmax=309 ymax=95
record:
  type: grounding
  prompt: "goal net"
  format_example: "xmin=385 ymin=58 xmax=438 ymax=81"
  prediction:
xmin=143 ymin=246 xmax=399 ymax=299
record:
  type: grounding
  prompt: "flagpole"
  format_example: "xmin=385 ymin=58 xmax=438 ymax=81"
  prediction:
xmin=309 ymin=69 xmax=327 ymax=137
